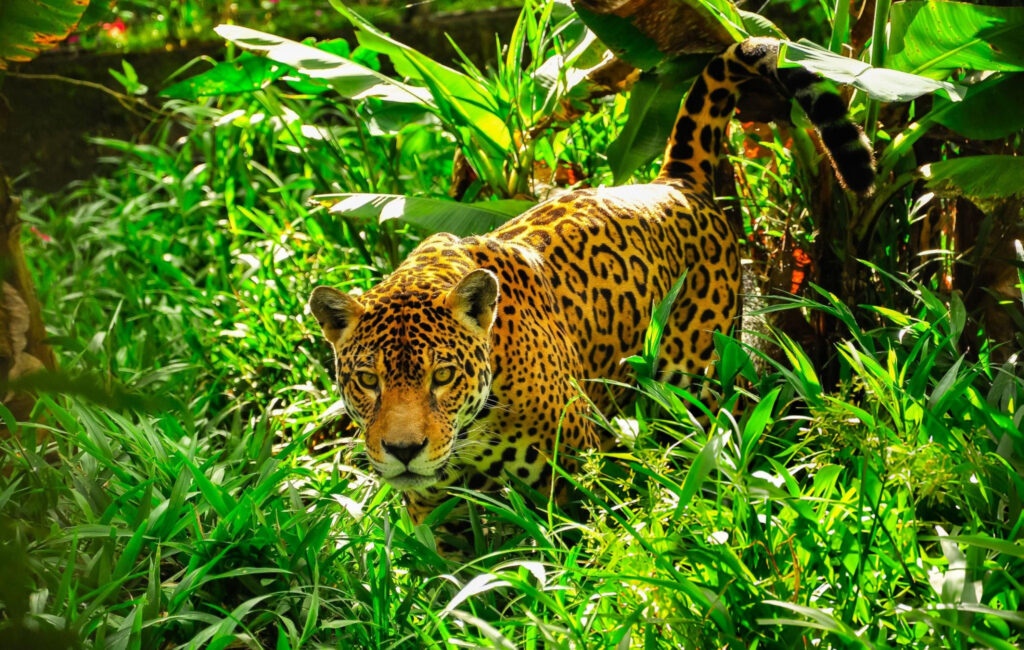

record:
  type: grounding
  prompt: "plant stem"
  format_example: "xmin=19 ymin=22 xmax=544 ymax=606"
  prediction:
xmin=5 ymin=71 xmax=173 ymax=120
xmin=864 ymin=0 xmax=891 ymax=144
xmin=829 ymin=0 xmax=852 ymax=55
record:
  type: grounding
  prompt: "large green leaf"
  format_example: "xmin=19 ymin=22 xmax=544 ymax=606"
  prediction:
xmin=888 ymin=1 xmax=1024 ymax=77
xmin=0 ymin=0 xmax=89 ymax=68
xmin=781 ymin=39 xmax=964 ymax=102
xmin=922 ymin=155 xmax=1024 ymax=200
xmin=315 ymin=194 xmax=534 ymax=237
xmin=160 ymin=54 xmax=285 ymax=100
xmin=573 ymin=6 xmax=666 ymax=70
xmin=330 ymin=0 xmax=488 ymax=96
xmin=164 ymin=40 xmax=362 ymax=101
xmin=327 ymin=0 xmax=512 ymax=153
xmin=737 ymin=9 xmax=786 ymax=39
xmin=212 ymin=25 xmax=431 ymax=105
xmin=932 ymin=73 xmax=1024 ymax=141
xmin=574 ymin=0 xmax=741 ymax=70
xmin=606 ymin=57 xmax=706 ymax=184
xmin=607 ymin=75 xmax=678 ymax=184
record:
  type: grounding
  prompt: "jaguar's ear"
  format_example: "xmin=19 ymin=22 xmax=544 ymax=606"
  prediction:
xmin=448 ymin=269 xmax=499 ymax=334
xmin=309 ymin=286 xmax=364 ymax=346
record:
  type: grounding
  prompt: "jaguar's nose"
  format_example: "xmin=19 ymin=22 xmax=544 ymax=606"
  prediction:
xmin=382 ymin=440 xmax=427 ymax=465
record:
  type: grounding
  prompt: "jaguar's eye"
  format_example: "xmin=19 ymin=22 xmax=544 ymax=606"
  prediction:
xmin=355 ymin=371 xmax=379 ymax=390
xmin=432 ymin=366 xmax=455 ymax=387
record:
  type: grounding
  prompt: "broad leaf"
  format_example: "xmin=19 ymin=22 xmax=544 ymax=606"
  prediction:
xmin=0 ymin=0 xmax=88 ymax=68
xmin=741 ymin=387 xmax=780 ymax=466
xmin=575 ymin=0 xmax=739 ymax=70
xmin=315 ymin=194 xmax=534 ymax=237
xmin=919 ymin=534 xmax=1024 ymax=559
xmin=330 ymin=0 xmax=489 ymax=98
xmin=574 ymin=6 xmax=666 ymax=70
xmin=161 ymin=54 xmax=284 ymax=100
xmin=675 ymin=428 xmax=729 ymax=516
xmin=213 ymin=25 xmax=431 ymax=105
xmin=781 ymin=39 xmax=964 ymax=102
xmin=922 ymin=156 xmax=1024 ymax=200
xmin=738 ymin=10 xmax=786 ymax=39
xmin=327 ymin=0 xmax=512 ymax=153
xmin=644 ymin=270 xmax=689 ymax=373
xmin=888 ymin=1 xmax=1024 ymax=77
xmin=164 ymin=39 xmax=363 ymax=100
xmin=932 ymin=73 xmax=1024 ymax=141
xmin=606 ymin=60 xmax=704 ymax=184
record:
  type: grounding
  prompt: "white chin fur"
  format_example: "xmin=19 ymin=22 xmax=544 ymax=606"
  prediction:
xmin=383 ymin=472 xmax=438 ymax=490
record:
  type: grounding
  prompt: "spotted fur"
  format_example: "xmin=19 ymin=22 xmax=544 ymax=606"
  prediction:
xmin=308 ymin=37 xmax=874 ymax=525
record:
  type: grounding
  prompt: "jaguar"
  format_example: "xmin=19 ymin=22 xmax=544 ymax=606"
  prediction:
xmin=308 ymin=37 xmax=874 ymax=526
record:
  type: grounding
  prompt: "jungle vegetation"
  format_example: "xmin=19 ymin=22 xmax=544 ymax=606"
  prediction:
xmin=1 ymin=0 xmax=1022 ymax=647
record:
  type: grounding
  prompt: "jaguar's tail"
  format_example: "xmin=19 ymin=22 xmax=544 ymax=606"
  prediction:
xmin=656 ymin=37 xmax=875 ymax=195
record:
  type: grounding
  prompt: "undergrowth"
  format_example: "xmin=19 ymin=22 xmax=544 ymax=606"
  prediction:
xmin=3 ymin=3 xmax=1024 ymax=648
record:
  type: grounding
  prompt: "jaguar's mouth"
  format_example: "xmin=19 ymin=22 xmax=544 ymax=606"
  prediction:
xmin=381 ymin=457 xmax=452 ymax=490
xmin=384 ymin=470 xmax=438 ymax=490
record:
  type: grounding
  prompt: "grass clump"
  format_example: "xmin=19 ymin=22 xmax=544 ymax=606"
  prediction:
xmin=8 ymin=187 xmax=1022 ymax=646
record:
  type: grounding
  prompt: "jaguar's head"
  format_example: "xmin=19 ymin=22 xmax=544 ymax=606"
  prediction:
xmin=309 ymin=269 xmax=499 ymax=490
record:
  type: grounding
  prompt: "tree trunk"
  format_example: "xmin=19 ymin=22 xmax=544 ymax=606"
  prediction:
xmin=1 ymin=167 xmax=56 ymax=425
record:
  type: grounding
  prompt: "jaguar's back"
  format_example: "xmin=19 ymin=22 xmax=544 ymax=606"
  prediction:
xmin=488 ymin=38 xmax=873 ymax=413
xmin=309 ymin=37 xmax=874 ymax=527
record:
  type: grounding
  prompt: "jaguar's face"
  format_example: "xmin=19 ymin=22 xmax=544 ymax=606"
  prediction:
xmin=309 ymin=269 xmax=498 ymax=489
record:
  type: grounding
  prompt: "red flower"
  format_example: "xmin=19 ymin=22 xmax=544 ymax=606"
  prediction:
xmin=101 ymin=17 xmax=127 ymax=37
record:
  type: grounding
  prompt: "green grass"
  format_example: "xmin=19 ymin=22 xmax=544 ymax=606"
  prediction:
xmin=9 ymin=134 xmax=1024 ymax=649
xmin=6 ymin=216 xmax=1023 ymax=647
xmin=4 ymin=4 xmax=1024 ymax=647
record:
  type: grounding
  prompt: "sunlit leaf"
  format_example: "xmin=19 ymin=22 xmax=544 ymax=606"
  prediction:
xmin=530 ymin=29 xmax=611 ymax=121
xmin=675 ymin=428 xmax=728 ymax=515
xmin=920 ymin=534 xmax=1024 ymax=558
xmin=781 ymin=39 xmax=964 ymax=102
xmin=758 ymin=601 xmax=861 ymax=639
xmin=740 ymin=387 xmax=780 ymax=465
xmin=327 ymin=1 xmax=512 ymax=152
xmin=213 ymin=24 xmax=432 ymax=105
xmin=641 ymin=270 xmax=689 ymax=376
xmin=161 ymin=54 xmax=285 ymax=100
xmin=888 ymin=1 xmax=1024 ymax=77
xmin=314 ymin=193 xmax=533 ymax=237
xmin=440 ymin=574 xmax=512 ymax=617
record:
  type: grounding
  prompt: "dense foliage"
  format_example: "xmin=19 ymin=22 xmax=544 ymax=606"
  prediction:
xmin=45 ymin=0 xmax=522 ymax=54
xmin=2 ymin=0 xmax=1023 ymax=648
